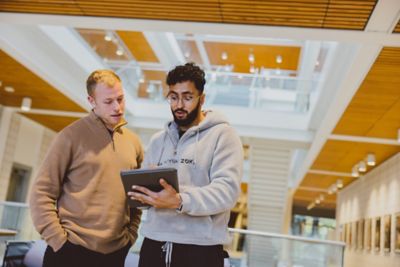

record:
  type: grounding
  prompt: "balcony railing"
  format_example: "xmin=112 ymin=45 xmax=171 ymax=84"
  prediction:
xmin=0 ymin=202 xmax=344 ymax=267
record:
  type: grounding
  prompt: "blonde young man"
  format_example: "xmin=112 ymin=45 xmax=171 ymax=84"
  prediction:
xmin=129 ymin=63 xmax=243 ymax=267
xmin=30 ymin=70 xmax=143 ymax=267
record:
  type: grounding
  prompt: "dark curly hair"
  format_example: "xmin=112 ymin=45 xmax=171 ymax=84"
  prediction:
xmin=166 ymin=63 xmax=206 ymax=94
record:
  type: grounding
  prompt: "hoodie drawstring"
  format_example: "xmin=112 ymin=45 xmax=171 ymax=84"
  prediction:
xmin=162 ymin=241 xmax=173 ymax=267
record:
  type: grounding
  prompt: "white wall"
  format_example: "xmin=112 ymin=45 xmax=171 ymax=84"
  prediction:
xmin=0 ymin=111 xmax=56 ymax=201
xmin=337 ymin=153 xmax=400 ymax=267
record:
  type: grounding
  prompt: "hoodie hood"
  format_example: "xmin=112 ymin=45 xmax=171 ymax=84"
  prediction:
xmin=165 ymin=109 xmax=229 ymax=137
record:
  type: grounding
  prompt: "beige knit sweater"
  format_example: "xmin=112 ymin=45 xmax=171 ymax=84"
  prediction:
xmin=30 ymin=111 xmax=143 ymax=253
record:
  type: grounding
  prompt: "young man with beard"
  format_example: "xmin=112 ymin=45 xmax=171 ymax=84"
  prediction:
xmin=128 ymin=63 xmax=243 ymax=267
xmin=30 ymin=70 xmax=143 ymax=267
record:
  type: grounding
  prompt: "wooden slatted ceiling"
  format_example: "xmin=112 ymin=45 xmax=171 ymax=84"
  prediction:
xmin=21 ymin=113 xmax=79 ymax=132
xmin=333 ymin=47 xmax=400 ymax=139
xmin=295 ymin=47 xmax=400 ymax=210
xmin=0 ymin=50 xmax=84 ymax=112
xmin=0 ymin=49 xmax=85 ymax=131
xmin=0 ymin=0 xmax=377 ymax=30
xmin=117 ymin=31 xmax=159 ymax=62
xmin=301 ymin=173 xmax=353 ymax=189
xmin=78 ymin=29 xmax=159 ymax=62
xmin=294 ymin=189 xmax=336 ymax=207
xmin=394 ymin=20 xmax=400 ymax=33
xmin=177 ymin=40 xmax=203 ymax=65
xmin=204 ymin=42 xmax=301 ymax=73
xmin=137 ymin=70 xmax=168 ymax=99
xmin=311 ymin=140 xmax=400 ymax=173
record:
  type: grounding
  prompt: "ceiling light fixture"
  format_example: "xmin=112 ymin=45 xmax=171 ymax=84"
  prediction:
xmin=276 ymin=55 xmax=283 ymax=64
xmin=336 ymin=179 xmax=343 ymax=189
xmin=358 ymin=160 xmax=367 ymax=172
xmin=21 ymin=97 xmax=32 ymax=111
xmin=221 ymin=52 xmax=228 ymax=61
xmin=315 ymin=199 xmax=321 ymax=204
xmin=116 ymin=47 xmax=124 ymax=56
xmin=366 ymin=153 xmax=376 ymax=166
xmin=104 ymin=32 xmax=113 ymax=42
xmin=184 ymin=51 xmax=190 ymax=58
xmin=397 ymin=129 xmax=400 ymax=142
xmin=249 ymin=65 xmax=255 ymax=74
xmin=248 ymin=50 xmax=255 ymax=64
xmin=351 ymin=165 xmax=359 ymax=177
xmin=307 ymin=202 xmax=315 ymax=210
xmin=4 ymin=86 xmax=15 ymax=93
xmin=315 ymin=60 xmax=320 ymax=66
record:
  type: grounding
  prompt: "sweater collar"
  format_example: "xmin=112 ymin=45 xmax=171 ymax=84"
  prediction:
xmin=89 ymin=110 xmax=127 ymax=134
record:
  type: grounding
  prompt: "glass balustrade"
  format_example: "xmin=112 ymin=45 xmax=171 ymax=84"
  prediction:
xmin=0 ymin=202 xmax=344 ymax=267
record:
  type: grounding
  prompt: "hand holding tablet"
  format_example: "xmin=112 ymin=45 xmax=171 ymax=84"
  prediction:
xmin=120 ymin=168 xmax=179 ymax=208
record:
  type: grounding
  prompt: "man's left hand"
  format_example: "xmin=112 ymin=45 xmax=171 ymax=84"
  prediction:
xmin=127 ymin=179 xmax=182 ymax=209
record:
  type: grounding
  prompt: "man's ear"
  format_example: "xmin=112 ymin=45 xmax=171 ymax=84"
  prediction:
xmin=200 ymin=93 xmax=206 ymax=106
xmin=88 ymin=95 xmax=96 ymax=108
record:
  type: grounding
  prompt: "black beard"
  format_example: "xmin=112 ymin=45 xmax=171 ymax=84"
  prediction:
xmin=172 ymin=100 xmax=201 ymax=127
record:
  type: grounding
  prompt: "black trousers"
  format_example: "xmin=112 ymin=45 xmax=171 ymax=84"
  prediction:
xmin=138 ymin=238 xmax=223 ymax=267
xmin=43 ymin=240 xmax=131 ymax=267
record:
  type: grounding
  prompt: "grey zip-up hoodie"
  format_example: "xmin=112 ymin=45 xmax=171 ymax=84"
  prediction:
xmin=140 ymin=110 xmax=243 ymax=245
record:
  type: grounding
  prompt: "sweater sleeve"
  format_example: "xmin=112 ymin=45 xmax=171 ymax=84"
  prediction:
xmin=179 ymin=127 xmax=243 ymax=216
xmin=128 ymin=135 xmax=143 ymax=243
xmin=128 ymin=208 xmax=142 ymax=244
xmin=29 ymin=130 xmax=72 ymax=251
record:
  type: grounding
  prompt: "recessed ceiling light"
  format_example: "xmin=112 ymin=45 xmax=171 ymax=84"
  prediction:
xmin=221 ymin=52 xmax=228 ymax=61
xmin=276 ymin=55 xmax=283 ymax=64
xmin=184 ymin=51 xmax=190 ymax=58
xmin=104 ymin=32 xmax=113 ymax=42
xmin=249 ymin=65 xmax=255 ymax=73
xmin=116 ymin=47 xmax=124 ymax=56
xmin=366 ymin=153 xmax=376 ymax=166
xmin=21 ymin=97 xmax=32 ymax=111
xmin=248 ymin=51 xmax=255 ymax=63
xmin=358 ymin=160 xmax=367 ymax=172
xmin=4 ymin=86 xmax=15 ymax=93
xmin=397 ymin=129 xmax=400 ymax=142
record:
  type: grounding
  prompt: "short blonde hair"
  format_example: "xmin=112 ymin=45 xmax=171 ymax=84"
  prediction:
xmin=86 ymin=70 xmax=121 ymax=96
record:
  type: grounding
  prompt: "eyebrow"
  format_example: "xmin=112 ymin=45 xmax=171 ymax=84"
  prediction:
xmin=168 ymin=91 xmax=194 ymax=96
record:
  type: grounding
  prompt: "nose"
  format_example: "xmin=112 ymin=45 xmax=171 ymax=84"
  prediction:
xmin=113 ymin=100 xmax=122 ymax=112
xmin=176 ymin=98 xmax=184 ymax=108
